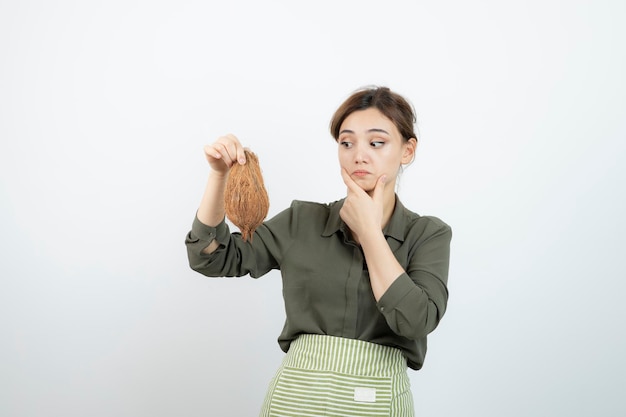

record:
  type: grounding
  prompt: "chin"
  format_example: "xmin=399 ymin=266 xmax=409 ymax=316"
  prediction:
xmin=352 ymin=178 xmax=374 ymax=190
xmin=360 ymin=184 xmax=377 ymax=194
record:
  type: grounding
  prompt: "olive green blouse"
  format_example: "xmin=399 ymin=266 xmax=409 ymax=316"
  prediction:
xmin=185 ymin=197 xmax=451 ymax=370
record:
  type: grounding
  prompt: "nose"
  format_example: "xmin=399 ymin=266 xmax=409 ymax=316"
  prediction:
xmin=354 ymin=143 xmax=368 ymax=164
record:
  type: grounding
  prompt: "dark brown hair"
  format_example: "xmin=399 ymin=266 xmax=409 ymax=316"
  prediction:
xmin=330 ymin=86 xmax=417 ymax=142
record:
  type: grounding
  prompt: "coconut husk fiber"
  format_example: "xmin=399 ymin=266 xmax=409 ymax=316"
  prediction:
xmin=224 ymin=150 xmax=269 ymax=242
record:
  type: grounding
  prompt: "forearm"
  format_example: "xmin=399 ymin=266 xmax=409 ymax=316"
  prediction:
xmin=359 ymin=230 xmax=405 ymax=301
xmin=196 ymin=171 xmax=228 ymax=253
xmin=368 ymin=221 xmax=451 ymax=340
xmin=198 ymin=170 xmax=228 ymax=224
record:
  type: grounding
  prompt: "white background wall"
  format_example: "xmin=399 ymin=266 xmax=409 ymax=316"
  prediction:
xmin=1 ymin=1 xmax=625 ymax=416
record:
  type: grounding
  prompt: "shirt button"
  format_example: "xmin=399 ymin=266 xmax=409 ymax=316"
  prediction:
xmin=380 ymin=307 xmax=385 ymax=312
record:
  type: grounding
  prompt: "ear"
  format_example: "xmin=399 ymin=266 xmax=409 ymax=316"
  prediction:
xmin=401 ymin=137 xmax=418 ymax=164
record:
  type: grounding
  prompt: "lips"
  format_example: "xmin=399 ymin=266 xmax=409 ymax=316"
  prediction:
xmin=352 ymin=170 xmax=370 ymax=177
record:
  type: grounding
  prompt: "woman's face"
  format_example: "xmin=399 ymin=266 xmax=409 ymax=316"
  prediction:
xmin=337 ymin=107 xmax=416 ymax=195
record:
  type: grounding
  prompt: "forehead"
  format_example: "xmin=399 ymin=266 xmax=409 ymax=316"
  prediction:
xmin=340 ymin=108 xmax=399 ymax=134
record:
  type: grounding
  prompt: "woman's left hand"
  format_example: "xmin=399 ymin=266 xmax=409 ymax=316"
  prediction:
xmin=339 ymin=169 xmax=387 ymax=241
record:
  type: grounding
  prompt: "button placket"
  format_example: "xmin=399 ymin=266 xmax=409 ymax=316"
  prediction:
xmin=341 ymin=246 xmax=364 ymax=338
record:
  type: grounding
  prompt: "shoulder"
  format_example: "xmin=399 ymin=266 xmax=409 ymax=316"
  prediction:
xmin=287 ymin=199 xmax=339 ymax=222
xmin=266 ymin=199 xmax=338 ymax=226
xmin=289 ymin=199 xmax=340 ymax=212
xmin=284 ymin=199 xmax=343 ymax=235
xmin=417 ymin=214 xmax=451 ymax=233
xmin=397 ymin=202 xmax=452 ymax=240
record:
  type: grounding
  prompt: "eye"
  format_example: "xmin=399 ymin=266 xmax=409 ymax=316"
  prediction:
xmin=370 ymin=140 xmax=385 ymax=148
xmin=339 ymin=141 xmax=353 ymax=149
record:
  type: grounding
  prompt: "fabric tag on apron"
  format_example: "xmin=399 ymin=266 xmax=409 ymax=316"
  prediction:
xmin=354 ymin=387 xmax=377 ymax=403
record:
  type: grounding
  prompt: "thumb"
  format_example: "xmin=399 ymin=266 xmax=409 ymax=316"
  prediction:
xmin=373 ymin=174 xmax=387 ymax=203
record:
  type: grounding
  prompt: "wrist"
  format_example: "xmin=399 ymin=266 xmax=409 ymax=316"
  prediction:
xmin=358 ymin=227 xmax=385 ymax=245
xmin=208 ymin=170 xmax=229 ymax=182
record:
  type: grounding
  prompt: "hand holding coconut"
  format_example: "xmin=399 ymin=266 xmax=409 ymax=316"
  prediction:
xmin=198 ymin=134 xmax=269 ymax=248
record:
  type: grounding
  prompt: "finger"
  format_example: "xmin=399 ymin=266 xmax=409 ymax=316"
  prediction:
xmin=237 ymin=145 xmax=247 ymax=165
xmin=372 ymin=174 xmax=387 ymax=204
xmin=204 ymin=143 xmax=234 ymax=166
xmin=213 ymin=141 xmax=237 ymax=167
xmin=218 ymin=135 xmax=242 ymax=165
xmin=223 ymin=134 xmax=246 ymax=164
xmin=204 ymin=144 xmax=222 ymax=160
xmin=341 ymin=168 xmax=363 ymax=195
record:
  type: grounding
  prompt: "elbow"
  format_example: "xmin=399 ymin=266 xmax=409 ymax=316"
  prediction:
xmin=392 ymin=302 xmax=445 ymax=340
xmin=188 ymin=259 xmax=208 ymax=276
xmin=186 ymin=250 xmax=221 ymax=277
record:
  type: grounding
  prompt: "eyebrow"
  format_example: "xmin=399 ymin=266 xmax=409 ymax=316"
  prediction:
xmin=339 ymin=128 xmax=390 ymax=135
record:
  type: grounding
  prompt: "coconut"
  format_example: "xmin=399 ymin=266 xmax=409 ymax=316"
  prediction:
xmin=224 ymin=150 xmax=269 ymax=242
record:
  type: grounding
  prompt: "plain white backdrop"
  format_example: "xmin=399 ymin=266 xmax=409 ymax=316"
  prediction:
xmin=1 ymin=1 xmax=625 ymax=416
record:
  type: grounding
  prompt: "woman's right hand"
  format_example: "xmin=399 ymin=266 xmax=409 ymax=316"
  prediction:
xmin=203 ymin=134 xmax=247 ymax=175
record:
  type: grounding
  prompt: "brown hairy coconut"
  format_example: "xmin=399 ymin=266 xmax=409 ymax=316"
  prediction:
xmin=224 ymin=149 xmax=269 ymax=242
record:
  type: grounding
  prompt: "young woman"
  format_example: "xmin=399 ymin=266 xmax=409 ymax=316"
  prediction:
xmin=185 ymin=86 xmax=452 ymax=416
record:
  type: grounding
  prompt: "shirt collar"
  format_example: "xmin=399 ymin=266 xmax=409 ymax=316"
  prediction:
xmin=322 ymin=195 xmax=410 ymax=242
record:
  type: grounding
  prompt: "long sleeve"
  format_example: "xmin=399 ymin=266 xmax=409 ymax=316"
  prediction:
xmin=185 ymin=206 xmax=295 ymax=279
xmin=376 ymin=218 xmax=452 ymax=341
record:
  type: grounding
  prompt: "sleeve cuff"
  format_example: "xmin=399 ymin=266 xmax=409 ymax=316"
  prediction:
xmin=191 ymin=215 xmax=230 ymax=245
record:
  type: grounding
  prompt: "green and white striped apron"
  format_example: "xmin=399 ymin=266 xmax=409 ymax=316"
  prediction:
xmin=260 ymin=334 xmax=414 ymax=417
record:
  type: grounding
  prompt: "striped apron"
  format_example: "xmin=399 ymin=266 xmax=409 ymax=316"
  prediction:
xmin=260 ymin=334 xmax=414 ymax=417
